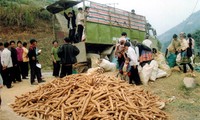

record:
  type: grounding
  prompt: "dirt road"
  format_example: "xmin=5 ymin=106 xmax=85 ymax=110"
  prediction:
xmin=0 ymin=72 xmax=53 ymax=120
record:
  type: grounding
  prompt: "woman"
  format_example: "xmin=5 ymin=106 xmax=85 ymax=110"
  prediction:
xmin=179 ymin=32 xmax=195 ymax=76
xmin=51 ymin=40 xmax=61 ymax=77
xmin=165 ymin=34 xmax=181 ymax=68
xmin=187 ymin=33 xmax=195 ymax=64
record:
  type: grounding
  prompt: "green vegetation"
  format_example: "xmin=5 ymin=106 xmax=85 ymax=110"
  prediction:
xmin=145 ymin=72 xmax=200 ymax=120
xmin=0 ymin=0 xmax=52 ymax=27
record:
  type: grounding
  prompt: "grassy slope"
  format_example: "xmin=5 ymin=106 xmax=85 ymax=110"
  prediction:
xmin=145 ymin=71 xmax=200 ymax=120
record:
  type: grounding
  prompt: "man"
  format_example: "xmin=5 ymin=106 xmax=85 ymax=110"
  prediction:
xmin=64 ymin=10 xmax=76 ymax=43
xmin=22 ymin=42 xmax=29 ymax=79
xmin=142 ymin=36 xmax=152 ymax=49
xmin=51 ymin=40 xmax=60 ymax=77
xmin=1 ymin=42 xmax=13 ymax=88
xmin=124 ymin=42 xmax=142 ymax=85
xmin=58 ymin=37 xmax=80 ymax=78
xmin=10 ymin=41 xmax=21 ymax=82
xmin=28 ymin=39 xmax=45 ymax=85
xmin=76 ymin=7 xmax=85 ymax=42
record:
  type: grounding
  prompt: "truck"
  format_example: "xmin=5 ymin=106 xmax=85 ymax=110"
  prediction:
xmin=46 ymin=0 xmax=158 ymax=72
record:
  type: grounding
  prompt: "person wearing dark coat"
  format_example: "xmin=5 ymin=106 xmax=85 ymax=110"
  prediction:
xmin=64 ymin=10 xmax=76 ymax=43
xmin=58 ymin=37 xmax=80 ymax=78
xmin=28 ymin=39 xmax=45 ymax=85
xmin=10 ymin=41 xmax=21 ymax=83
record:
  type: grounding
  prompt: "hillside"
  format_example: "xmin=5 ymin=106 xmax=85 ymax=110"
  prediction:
xmin=158 ymin=10 xmax=200 ymax=52
xmin=0 ymin=0 xmax=57 ymax=70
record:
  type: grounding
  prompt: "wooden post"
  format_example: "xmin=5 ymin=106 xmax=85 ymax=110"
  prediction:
xmin=52 ymin=14 xmax=56 ymax=40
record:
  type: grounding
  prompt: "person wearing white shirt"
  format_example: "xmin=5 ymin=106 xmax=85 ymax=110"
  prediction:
xmin=1 ymin=42 xmax=13 ymax=88
xmin=124 ymin=42 xmax=142 ymax=85
xmin=0 ymin=42 xmax=3 ymax=107
xmin=76 ymin=7 xmax=85 ymax=42
xmin=142 ymin=36 xmax=152 ymax=49
xmin=131 ymin=40 xmax=140 ymax=61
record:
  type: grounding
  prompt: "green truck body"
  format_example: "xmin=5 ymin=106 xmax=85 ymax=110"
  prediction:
xmin=84 ymin=1 xmax=147 ymax=46
xmin=86 ymin=22 xmax=146 ymax=45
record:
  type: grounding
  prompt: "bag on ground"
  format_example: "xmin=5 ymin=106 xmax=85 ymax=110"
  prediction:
xmin=150 ymin=60 xmax=159 ymax=81
xmin=156 ymin=69 xmax=167 ymax=78
xmin=139 ymin=63 xmax=153 ymax=85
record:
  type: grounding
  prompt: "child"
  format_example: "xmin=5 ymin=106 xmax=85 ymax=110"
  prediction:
xmin=118 ymin=57 xmax=131 ymax=82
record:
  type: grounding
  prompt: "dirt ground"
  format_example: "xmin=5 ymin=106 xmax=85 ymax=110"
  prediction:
xmin=0 ymin=72 xmax=53 ymax=120
xmin=0 ymin=71 xmax=200 ymax=120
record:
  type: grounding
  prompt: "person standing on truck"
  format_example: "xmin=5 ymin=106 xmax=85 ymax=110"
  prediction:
xmin=58 ymin=37 xmax=80 ymax=78
xmin=64 ymin=10 xmax=76 ymax=43
xmin=76 ymin=7 xmax=85 ymax=42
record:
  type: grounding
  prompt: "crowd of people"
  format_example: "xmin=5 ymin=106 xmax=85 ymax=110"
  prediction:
xmin=165 ymin=32 xmax=195 ymax=76
xmin=0 ymin=37 xmax=80 ymax=109
xmin=0 ymin=39 xmax=45 ymax=88
xmin=115 ymin=32 xmax=196 ymax=86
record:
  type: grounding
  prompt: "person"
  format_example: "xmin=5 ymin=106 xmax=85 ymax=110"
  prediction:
xmin=187 ymin=33 xmax=195 ymax=64
xmin=131 ymin=40 xmax=140 ymax=60
xmin=119 ymin=32 xmax=128 ymax=43
xmin=115 ymin=40 xmax=126 ymax=69
xmin=28 ymin=39 xmax=45 ymax=85
xmin=0 ymin=42 xmax=5 ymax=85
xmin=16 ymin=41 xmax=24 ymax=79
xmin=165 ymin=34 xmax=181 ymax=68
xmin=76 ymin=7 xmax=85 ymax=42
xmin=137 ymin=43 xmax=153 ymax=67
xmin=118 ymin=57 xmax=131 ymax=82
xmin=0 ymin=42 xmax=4 ymax=97
xmin=84 ymin=6 xmax=90 ymax=18
xmin=58 ymin=37 xmax=80 ymax=78
xmin=179 ymin=32 xmax=195 ymax=76
xmin=124 ymin=42 xmax=142 ymax=85
xmin=22 ymin=42 xmax=29 ymax=79
xmin=10 ymin=41 xmax=21 ymax=83
xmin=0 ymin=72 xmax=3 ymax=109
xmin=0 ymin=41 xmax=3 ymax=105
xmin=64 ymin=10 xmax=76 ymax=43
xmin=142 ymin=36 xmax=152 ymax=49
xmin=51 ymin=40 xmax=61 ymax=77
xmin=1 ymin=42 xmax=13 ymax=88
